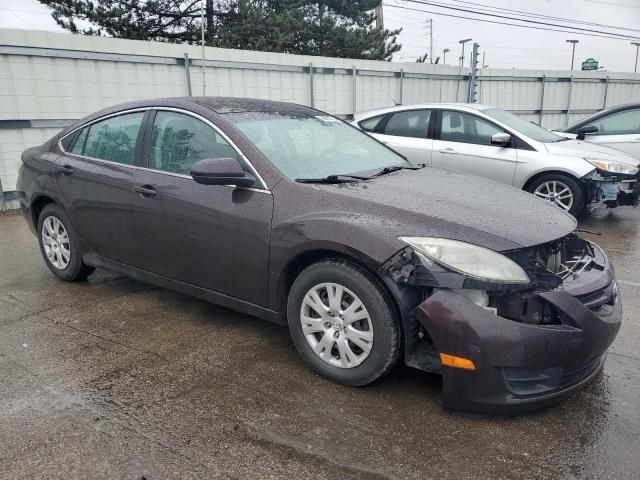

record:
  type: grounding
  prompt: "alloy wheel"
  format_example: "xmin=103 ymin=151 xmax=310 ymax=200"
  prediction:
xmin=533 ymin=180 xmax=574 ymax=211
xmin=41 ymin=216 xmax=71 ymax=270
xmin=300 ymin=282 xmax=374 ymax=369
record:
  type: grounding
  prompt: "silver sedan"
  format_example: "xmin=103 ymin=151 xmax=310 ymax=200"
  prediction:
xmin=352 ymin=104 xmax=639 ymax=216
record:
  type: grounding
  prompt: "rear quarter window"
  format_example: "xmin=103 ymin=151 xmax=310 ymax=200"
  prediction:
xmin=358 ymin=115 xmax=384 ymax=132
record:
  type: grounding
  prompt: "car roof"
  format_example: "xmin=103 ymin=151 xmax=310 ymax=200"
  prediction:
xmin=105 ymin=96 xmax=317 ymax=115
xmin=353 ymin=103 xmax=494 ymax=121
xmin=564 ymin=102 xmax=640 ymax=131
xmin=56 ymin=96 xmax=319 ymax=140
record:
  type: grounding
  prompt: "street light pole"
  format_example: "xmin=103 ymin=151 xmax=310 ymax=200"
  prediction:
xmin=459 ymin=38 xmax=472 ymax=67
xmin=566 ymin=39 xmax=579 ymax=70
xmin=443 ymin=48 xmax=450 ymax=64
xmin=632 ymin=42 xmax=640 ymax=73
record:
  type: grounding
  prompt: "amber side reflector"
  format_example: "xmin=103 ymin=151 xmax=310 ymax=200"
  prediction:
xmin=440 ymin=353 xmax=476 ymax=370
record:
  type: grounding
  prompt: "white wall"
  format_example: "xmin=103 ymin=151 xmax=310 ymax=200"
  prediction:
xmin=2 ymin=29 xmax=640 ymax=209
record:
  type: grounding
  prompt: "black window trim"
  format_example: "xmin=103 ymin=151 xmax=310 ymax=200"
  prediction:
xmin=57 ymin=106 xmax=270 ymax=192
xmin=434 ymin=108 xmax=535 ymax=150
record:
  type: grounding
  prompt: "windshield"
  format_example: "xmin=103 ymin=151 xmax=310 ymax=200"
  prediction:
xmin=225 ymin=111 xmax=407 ymax=180
xmin=483 ymin=108 xmax=564 ymax=143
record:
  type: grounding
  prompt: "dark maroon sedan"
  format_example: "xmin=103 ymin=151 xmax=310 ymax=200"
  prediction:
xmin=17 ymin=97 xmax=621 ymax=413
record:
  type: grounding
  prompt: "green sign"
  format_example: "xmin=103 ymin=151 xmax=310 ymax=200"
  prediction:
xmin=581 ymin=58 xmax=599 ymax=71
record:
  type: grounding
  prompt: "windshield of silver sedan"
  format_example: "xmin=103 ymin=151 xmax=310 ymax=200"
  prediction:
xmin=225 ymin=111 xmax=407 ymax=181
xmin=484 ymin=108 xmax=565 ymax=143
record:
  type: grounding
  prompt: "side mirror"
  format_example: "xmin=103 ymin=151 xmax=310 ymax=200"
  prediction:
xmin=576 ymin=125 xmax=598 ymax=140
xmin=491 ymin=132 xmax=512 ymax=147
xmin=190 ymin=158 xmax=256 ymax=187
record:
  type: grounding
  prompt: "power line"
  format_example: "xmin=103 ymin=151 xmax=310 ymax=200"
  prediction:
xmin=443 ymin=0 xmax=640 ymax=33
xmin=401 ymin=0 xmax=640 ymax=40
xmin=582 ymin=0 xmax=640 ymax=8
xmin=383 ymin=3 xmax=640 ymax=42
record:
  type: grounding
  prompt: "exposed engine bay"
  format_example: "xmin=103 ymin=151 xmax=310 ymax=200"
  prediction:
xmin=382 ymin=234 xmax=609 ymax=328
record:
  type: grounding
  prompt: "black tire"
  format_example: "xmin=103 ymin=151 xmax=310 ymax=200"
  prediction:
xmin=526 ymin=173 xmax=586 ymax=217
xmin=37 ymin=203 xmax=95 ymax=281
xmin=287 ymin=260 xmax=400 ymax=386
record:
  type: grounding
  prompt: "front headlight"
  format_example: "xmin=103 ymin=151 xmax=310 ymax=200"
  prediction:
xmin=585 ymin=158 xmax=639 ymax=175
xmin=399 ymin=237 xmax=530 ymax=284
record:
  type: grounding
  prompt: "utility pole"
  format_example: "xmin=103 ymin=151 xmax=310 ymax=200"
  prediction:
xmin=459 ymin=38 xmax=472 ymax=67
xmin=443 ymin=48 xmax=450 ymax=64
xmin=632 ymin=42 xmax=640 ymax=73
xmin=566 ymin=39 xmax=579 ymax=70
xmin=375 ymin=2 xmax=384 ymax=30
xmin=427 ymin=18 xmax=433 ymax=64
xmin=201 ymin=0 xmax=206 ymax=95
xmin=468 ymin=42 xmax=480 ymax=102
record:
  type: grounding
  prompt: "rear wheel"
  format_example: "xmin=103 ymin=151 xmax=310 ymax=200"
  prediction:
xmin=287 ymin=260 xmax=400 ymax=386
xmin=37 ymin=204 xmax=94 ymax=281
xmin=527 ymin=173 xmax=585 ymax=216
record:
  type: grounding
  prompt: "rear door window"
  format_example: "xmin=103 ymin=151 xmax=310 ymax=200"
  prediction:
xmin=148 ymin=111 xmax=238 ymax=175
xmin=81 ymin=112 xmax=145 ymax=165
xmin=381 ymin=110 xmax=431 ymax=139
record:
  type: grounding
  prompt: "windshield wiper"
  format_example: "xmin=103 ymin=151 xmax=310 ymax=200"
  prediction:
xmin=372 ymin=165 xmax=425 ymax=177
xmin=552 ymin=136 xmax=570 ymax=142
xmin=295 ymin=174 xmax=369 ymax=184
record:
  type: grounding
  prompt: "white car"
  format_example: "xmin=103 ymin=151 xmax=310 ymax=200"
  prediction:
xmin=561 ymin=102 xmax=640 ymax=159
xmin=352 ymin=103 xmax=639 ymax=216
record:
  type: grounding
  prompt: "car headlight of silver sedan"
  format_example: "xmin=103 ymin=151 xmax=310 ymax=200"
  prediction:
xmin=399 ymin=237 xmax=530 ymax=284
xmin=585 ymin=158 xmax=639 ymax=176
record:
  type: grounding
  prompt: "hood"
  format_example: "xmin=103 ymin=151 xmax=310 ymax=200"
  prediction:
xmin=305 ymin=167 xmax=577 ymax=253
xmin=544 ymin=139 xmax=640 ymax=167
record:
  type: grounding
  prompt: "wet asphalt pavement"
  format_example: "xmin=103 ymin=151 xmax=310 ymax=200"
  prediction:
xmin=1 ymin=207 xmax=639 ymax=480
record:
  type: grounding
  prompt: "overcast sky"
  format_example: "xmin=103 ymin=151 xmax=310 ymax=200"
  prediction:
xmin=384 ymin=0 xmax=640 ymax=72
xmin=2 ymin=0 xmax=640 ymax=73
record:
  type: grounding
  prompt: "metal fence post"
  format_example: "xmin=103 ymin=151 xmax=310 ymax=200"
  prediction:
xmin=183 ymin=53 xmax=192 ymax=97
xmin=539 ymin=75 xmax=546 ymax=125
xmin=0 ymin=177 xmax=6 ymax=212
xmin=399 ymin=68 xmax=404 ymax=105
xmin=309 ymin=63 xmax=315 ymax=108
xmin=566 ymin=75 xmax=574 ymax=128
xmin=352 ymin=66 xmax=357 ymax=116
xmin=603 ymin=76 xmax=610 ymax=109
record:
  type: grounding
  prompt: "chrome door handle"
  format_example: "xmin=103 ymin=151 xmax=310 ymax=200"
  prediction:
xmin=439 ymin=148 xmax=457 ymax=154
xmin=133 ymin=185 xmax=157 ymax=197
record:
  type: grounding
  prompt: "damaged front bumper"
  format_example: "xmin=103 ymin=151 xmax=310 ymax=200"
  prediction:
xmin=383 ymin=239 xmax=622 ymax=414
xmin=587 ymin=170 xmax=639 ymax=208
xmin=415 ymin=283 xmax=620 ymax=414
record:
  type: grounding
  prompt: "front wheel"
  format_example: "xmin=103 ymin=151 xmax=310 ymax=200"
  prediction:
xmin=287 ymin=260 xmax=400 ymax=386
xmin=527 ymin=173 xmax=585 ymax=216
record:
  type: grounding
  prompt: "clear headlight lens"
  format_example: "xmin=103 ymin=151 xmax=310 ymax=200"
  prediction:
xmin=399 ymin=237 xmax=530 ymax=284
xmin=586 ymin=159 xmax=639 ymax=175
